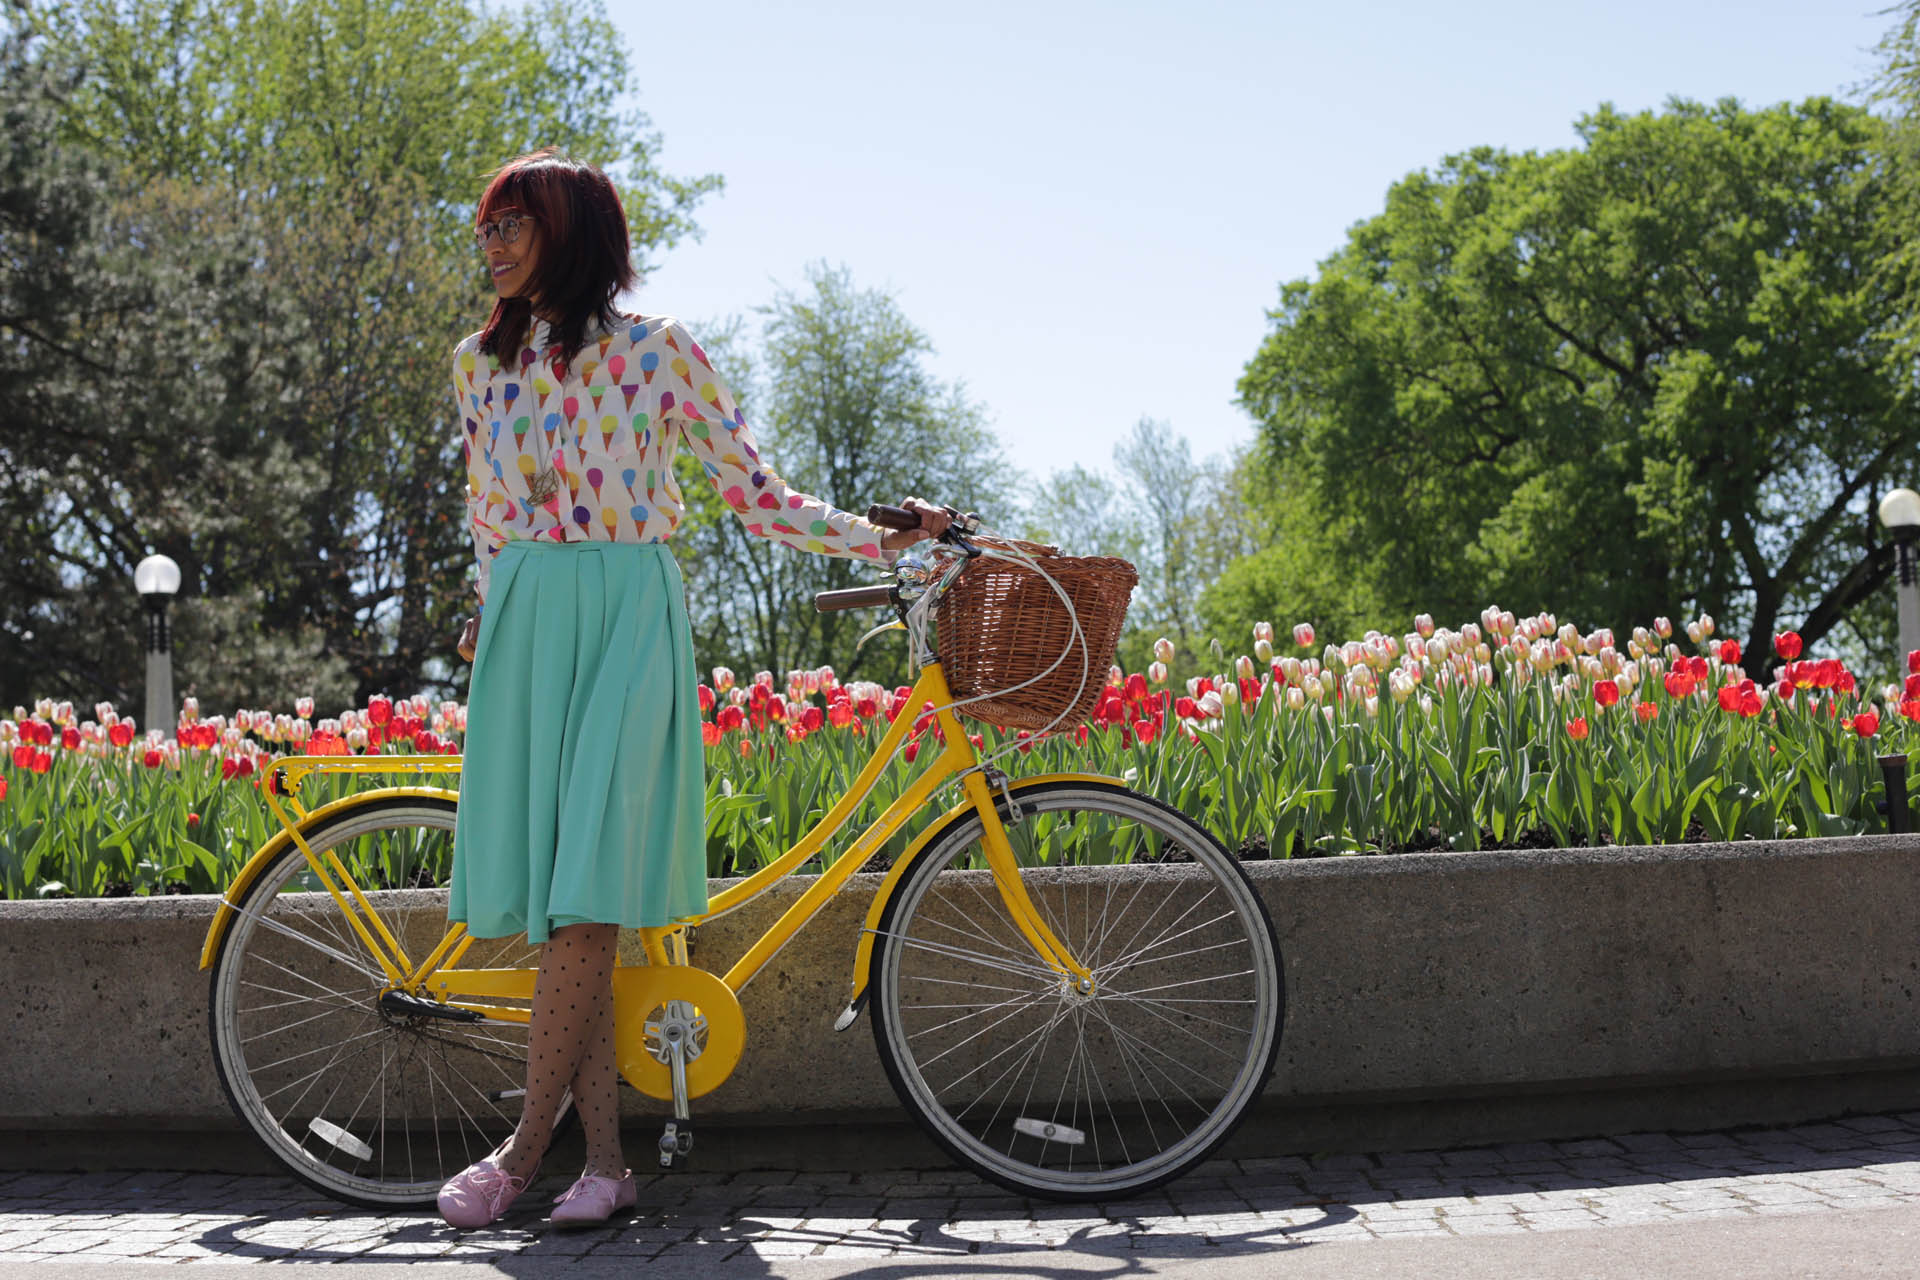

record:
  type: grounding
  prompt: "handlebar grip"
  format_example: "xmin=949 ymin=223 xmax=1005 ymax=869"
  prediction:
xmin=867 ymin=503 xmax=920 ymax=531
xmin=814 ymin=584 xmax=898 ymax=613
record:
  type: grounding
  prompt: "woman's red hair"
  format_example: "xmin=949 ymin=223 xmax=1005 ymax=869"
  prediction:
xmin=474 ymin=148 xmax=637 ymax=368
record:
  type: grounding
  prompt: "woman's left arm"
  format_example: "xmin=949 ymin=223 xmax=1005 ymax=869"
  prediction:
xmin=661 ymin=320 xmax=906 ymax=563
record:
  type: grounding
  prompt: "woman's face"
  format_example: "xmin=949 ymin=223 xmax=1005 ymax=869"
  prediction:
xmin=477 ymin=209 xmax=541 ymax=303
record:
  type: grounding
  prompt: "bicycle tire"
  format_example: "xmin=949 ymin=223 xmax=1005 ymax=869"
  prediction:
xmin=207 ymin=794 xmax=567 ymax=1207
xmin=869 ymin=780 xmax=1283 ymax=1201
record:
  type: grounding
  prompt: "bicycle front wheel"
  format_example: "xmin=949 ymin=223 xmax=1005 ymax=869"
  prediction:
xmin=869 ymin=780 xmax=1283 ymax=1201
xmin=207 ymin=795 xmax=557 ymax=1207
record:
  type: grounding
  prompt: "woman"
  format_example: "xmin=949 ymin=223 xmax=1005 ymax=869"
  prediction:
xmin=437 ymin=148 xmax=947 ymax=1228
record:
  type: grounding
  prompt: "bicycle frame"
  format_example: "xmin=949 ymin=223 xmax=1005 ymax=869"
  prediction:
xmin=200 ymin=662 xmax=1109 ymax=1005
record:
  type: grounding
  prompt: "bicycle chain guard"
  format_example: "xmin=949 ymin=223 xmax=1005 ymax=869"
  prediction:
xmin=610 ymin=965 xmax=746 ymax=1101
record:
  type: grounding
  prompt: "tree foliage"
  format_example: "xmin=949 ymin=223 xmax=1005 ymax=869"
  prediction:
xmin=0 ymin=0 xmax=717 ymax=711
xmin=1233 ymin=97 xmax=1914 ymax=673
xmin=671 ymin=264 xmax=1013 ymax=684
xmin=1026 ymin=423 xmax=1266 ymax=679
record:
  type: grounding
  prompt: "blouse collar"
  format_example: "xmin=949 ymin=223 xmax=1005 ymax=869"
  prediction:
xmin=530 ymin=311 xmax=618 ymax=349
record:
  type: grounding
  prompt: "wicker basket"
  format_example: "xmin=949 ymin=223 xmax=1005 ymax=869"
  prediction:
xmin=935 ymin=548 xmax=1139 ymax=731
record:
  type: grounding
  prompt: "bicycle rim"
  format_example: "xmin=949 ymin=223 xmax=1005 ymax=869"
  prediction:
xmin=207 ymin=796 xmax=553 ymax=1207
xmin=870 ymin=782 xmax=1283 ymax=1201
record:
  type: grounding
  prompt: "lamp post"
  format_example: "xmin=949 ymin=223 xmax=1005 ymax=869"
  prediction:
xmin=1881 ymin=489 xmax=1920 ymax=668
xmin=134 ymin=554 xmax=181 ymax=737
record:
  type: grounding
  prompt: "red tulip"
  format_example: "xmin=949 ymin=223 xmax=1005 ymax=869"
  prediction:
xmin=1593 ymin=680 xmax=1619 ymax=707
xmin=698 ymin=684 xmax=715 ymax=713
xmin=10 ymin=745 xmax=30 ymax=769
xmin=1015 ymin=730 xmax=1033 ymax=754
xmin=1716 ymin=640 xmax=1741 ymax=665
xmin=701 ymin=722 xmax=721 ymax=747
xmin=235 ymin=756 xmax=255 ymax=778
xmin=903 ymin=740 xmax=920 ymax=764
xmin=1773 ymin=631 xmax=1802 ymax=660
xmin=801 ymin=705 xmax=824 ymax=733
xmin=1901 ymin=698 xmax=1920 ymax=722
xmin=1634 ymin=702 xmax=1659 ymax=723
xmin=716 ymin=705 xmax=744 ymax=732
xmin=31 ymin=750 xmax=50 ymax=774
xmin=413 ymin=730 xmax=438 ymax=752
xmin=1566 ymin=717 xmax=1589 ymax=740
xmin=366 ymin=695 xmax=392 ymax=727
xmin=828 ymin=702 xmax=855 ymax=729
xmin=143 ymin=748 xmax=162 ymax=768
xmin=1174 ymin=696 xmax=1199 ymax=720
xmin=1852 ymin=711 xmax=1880 ymax=738
xmin=221 ymin=756 xmax=238 ymax=780
xmin=1124 ymin=672 xmax=1149 ymax=703
xmin=1910 ymin=650 xmax=1920 ymax=675
xmin=108 ymin=722 xmax=133 ymax=748
xmin=1664 ymin=671 xmax=1696 ymax=698
xmin=186 ymin=811 xmax=200 ymax=828
xmin=0 ymin=776 xmax=7 ymax=801
xmin=1239 ymin=677 xmax=1261 ymax=705
xmin=1716 ymin=680 xmax=1763 ymax=717
xmin=1134 ymin=719 xmax=1157 ymax=745
xmin=60 ymin=726 xmax=80 ymax=751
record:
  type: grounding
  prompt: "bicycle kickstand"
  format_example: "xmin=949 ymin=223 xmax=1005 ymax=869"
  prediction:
xmin=656 ymin=999 xmax=696 ymax=1170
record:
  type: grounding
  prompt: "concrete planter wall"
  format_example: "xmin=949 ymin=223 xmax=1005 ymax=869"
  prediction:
xmin=4 ymin=834 xmax=1918 ymax=1163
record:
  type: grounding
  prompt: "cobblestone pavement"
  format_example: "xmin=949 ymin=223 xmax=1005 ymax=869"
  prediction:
xmin=2 ymin=1112 xmax=1919 ymax=1266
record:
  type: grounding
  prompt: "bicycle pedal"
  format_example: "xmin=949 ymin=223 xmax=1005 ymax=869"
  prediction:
xmin=657 ymin=1121 xmax=694 ymax=1169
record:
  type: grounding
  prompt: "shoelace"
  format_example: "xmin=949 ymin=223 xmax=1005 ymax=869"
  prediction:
xmin=555 ymin=1174 xmax=624 ymax=1205
xmin=462 ymin=1163 xmax=526 ymax=1205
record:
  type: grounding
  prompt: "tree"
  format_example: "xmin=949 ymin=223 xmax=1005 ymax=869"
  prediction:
xmin=671 ymin=263 xmax=1013 ymax=684
xmin=1026 ymin=423 xmax=1267 ymax=680
xmin=1234 ymin=97 xmax=1914 ymax=674
xmin=0 ymin=0 xmax=718 ymax=711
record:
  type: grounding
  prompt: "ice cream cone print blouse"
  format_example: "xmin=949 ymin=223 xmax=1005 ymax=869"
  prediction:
xmin=454 ymin=313 xmax=899 ymax=605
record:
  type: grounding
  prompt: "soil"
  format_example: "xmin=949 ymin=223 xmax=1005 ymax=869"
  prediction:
xmin=1244 ymin=819 xmax=1717 ymax=858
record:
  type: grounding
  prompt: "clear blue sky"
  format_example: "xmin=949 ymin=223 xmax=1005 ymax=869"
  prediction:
xmin=611 ymin=0 xmax=1890 ymax=492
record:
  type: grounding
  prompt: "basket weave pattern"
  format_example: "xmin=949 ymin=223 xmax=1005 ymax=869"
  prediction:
xmin=936 ymin=553 xmax=1139 ymax=731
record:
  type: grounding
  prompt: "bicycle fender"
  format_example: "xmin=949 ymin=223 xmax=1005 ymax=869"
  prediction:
xmin=833 ymin=772 xmax=1124 ymax=1030
xmin=197 ymin=787 xmax=460 ymax=970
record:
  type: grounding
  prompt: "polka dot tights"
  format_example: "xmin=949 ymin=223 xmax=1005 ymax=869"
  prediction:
xmin=492 ymin=922 xmax=624 ymax=1182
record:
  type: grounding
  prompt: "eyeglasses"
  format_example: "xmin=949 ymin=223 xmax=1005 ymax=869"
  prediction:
xmin=474 ymin=213 xmax=532 ymax=250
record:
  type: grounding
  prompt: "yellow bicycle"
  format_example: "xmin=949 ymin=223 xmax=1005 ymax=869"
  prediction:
xmin=201 ymin=509 xmax=1283 ymax=1206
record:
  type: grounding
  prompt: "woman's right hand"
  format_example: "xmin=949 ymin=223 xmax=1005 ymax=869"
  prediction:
xmin=456 ymin=616 xmax=480 ymax=663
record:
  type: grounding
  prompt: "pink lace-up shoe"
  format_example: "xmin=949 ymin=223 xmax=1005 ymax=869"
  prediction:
xmin=437 ymin=1156 xmax=529 ymax=1228
xmin=550 ymin=1169 xmax=637 ymax=1226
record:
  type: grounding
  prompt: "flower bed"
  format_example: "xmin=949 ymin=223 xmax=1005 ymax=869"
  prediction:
xmin=2 ymin=610 xmax=1915 ymax=898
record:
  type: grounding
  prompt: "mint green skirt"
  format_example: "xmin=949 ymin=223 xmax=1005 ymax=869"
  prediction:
xmin=450 ymin=541 xmax=708 ymax=942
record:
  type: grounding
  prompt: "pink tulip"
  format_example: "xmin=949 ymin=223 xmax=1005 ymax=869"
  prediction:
xmin=1292 ymin=623 xmax=1314 ymax=647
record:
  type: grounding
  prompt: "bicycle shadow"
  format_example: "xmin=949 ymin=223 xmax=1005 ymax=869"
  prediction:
xmin=179 ymin=1174 xmax=1357 ymax=1269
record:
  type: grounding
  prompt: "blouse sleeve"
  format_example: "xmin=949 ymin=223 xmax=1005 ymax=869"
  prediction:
xmin=453 ymin=341 xmax=504 ymax=607
xmin=660 ymin=320 xmax=899 ymax=565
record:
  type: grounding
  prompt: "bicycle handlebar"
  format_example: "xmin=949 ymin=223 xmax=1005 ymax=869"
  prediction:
xmin=814 ymin=583 xmax=899 ymax=613
xmin=866 ymin=503 xmax=920 ymax=531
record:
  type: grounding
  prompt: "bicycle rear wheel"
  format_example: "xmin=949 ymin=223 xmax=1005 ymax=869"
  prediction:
xmin=207 ymin=795 xmax=560 ymax=1207
xmin=869 ymin=780 xmax=1283 ymax=1201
